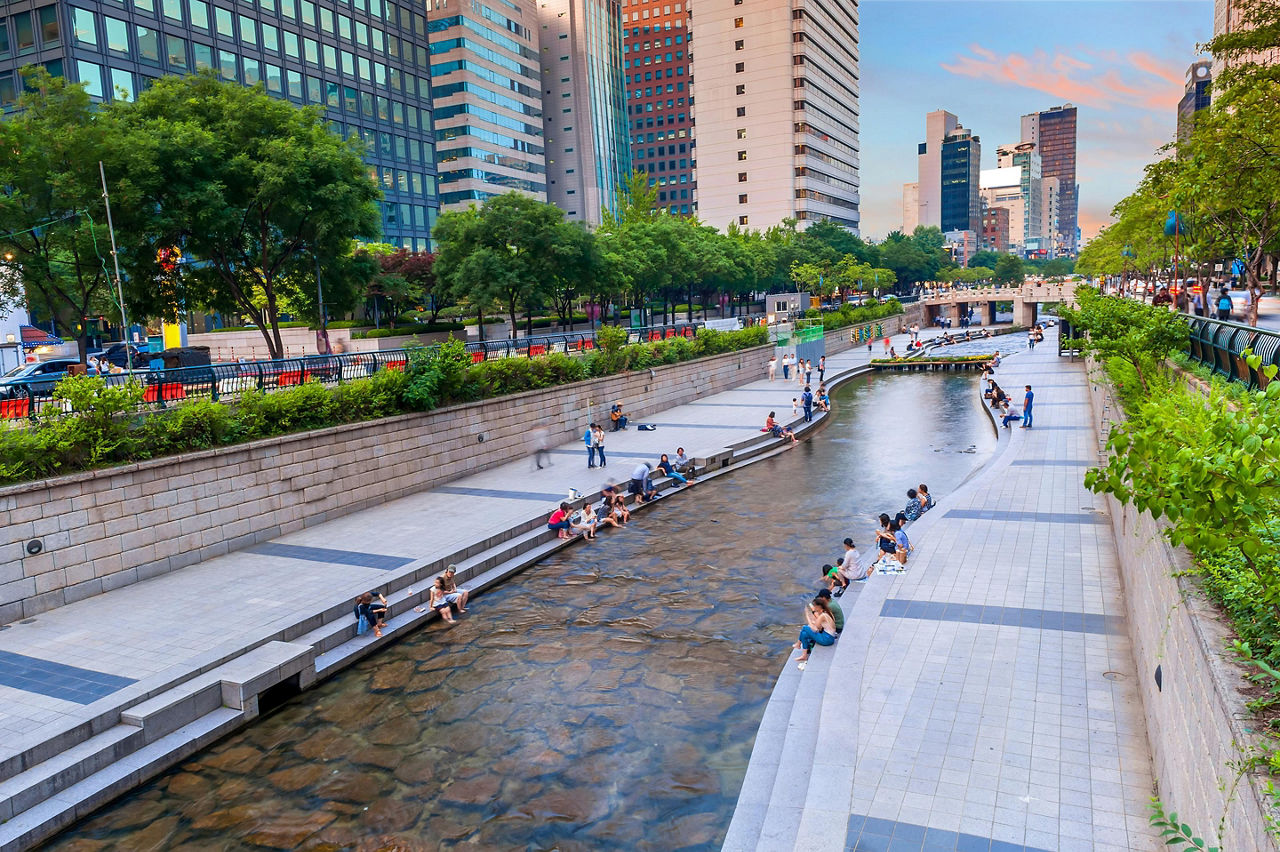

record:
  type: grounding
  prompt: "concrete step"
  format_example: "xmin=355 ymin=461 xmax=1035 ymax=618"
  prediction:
xmin=0 ymin=725 xmax=141 ymax=826
xmin=0 ymin=706 xmax=243 ymax=852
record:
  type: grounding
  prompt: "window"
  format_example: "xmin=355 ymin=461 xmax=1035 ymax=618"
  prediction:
xmin=736 ymin=106 xmax=746 ymax=117
xmin=0 ymin=22 xmax=9 ymax=58
xmin=188 ymin=0 xmax=209 ymax=29
xmin=39 ymin=7 xmax=59 ymax=46
xmin=243 ymin=55 xmax=259 ymax=84
xmin=105 ymin=17 xmax=129 ymax=53
xmin=738 ymin=194 xmax=749 ymax=204
xmin=77 ymin=60 xmax=104 ymax=97
xmin=300 ymin=0 xmax=315 ymax=26
xmin=215 ymin=7 xmax=233 ymax=38
xmin=193 ymin=41 xmax=213 ymax=68
xmin=738 ymin=215 xmax=748 ymax=225
xmin=734 ymin=39 xmax=743 ymax=50
xmin=737 ymin=150 xmax=746 ymax=161
xmin=166 ymin=34 xmax=187 ymax=68
xmin=303 ymin=36 xmax=317 ymax=63
xmin=286 ymin=68 xmax=301 ymax=99
xmin=261 ymin=23 xmax=277 ymax=52
xmin=137 ymin=25 xmax=160 ymax=62
xmin=736 ymin=128 xmax=746 ymax=139
xmin=735 ymin=84 xmax=745 ymax=95
xmin=134 ymin=0 xmax=156 ymax=16
xmin=306 ymin=74 xmax=321 ymax=103
xmin=265 ymin=62 xmax=282 ymax=93
xmin=322 ymin=43 xmax=336 ymax=72
xmin=14 ymin=12 xmax=35 ymax=53
xmin=737 ymin=172 xmax=747 ymax=182
xmin=283 ymin=31 xmax=298 ymax=57
xmin=733 ymin=16 xmax=743 ymax=27
xmin=110 ymin=67 xmax=134 ymax=100
xmin=735 ymin=62 xmax=744 ymax=73
xmin=73 ymin=8 xmax=98 ymax=47
xmin=218 ymin=48 xmax=236 ymax=79
xmin=163 ymin=0 xmax=183 ymax=21
xmin=238 ymin=15 xmax=255 ymax=47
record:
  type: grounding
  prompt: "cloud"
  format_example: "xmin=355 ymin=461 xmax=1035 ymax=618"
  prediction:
xmin=941 ymin=45 xmax=1184 ymax=113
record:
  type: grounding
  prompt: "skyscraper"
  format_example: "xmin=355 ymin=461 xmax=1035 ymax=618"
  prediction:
xmin=1213 ymin=0 xmax=1280 ymax=76
xmin=539 ymin=0 xmax=630 ymax=226
xmin=622 ymin=0 xmax=694 ymax=216
xmin=1020 ymin=104 xmax=1077 ymax=255
xmin=428 ymin=0 xmax=547 ymax=213
xmin=996 ymin=142 xmax=1043 ymax=256
xmin=1177 ymin=59 xmax=1212 ymax=143
xmin=906 ymin=110 xmax=979 ymax=233
xmin=980 ymin=165 xmax=1027 ymax=254
xmin=693 ymin=0 xmax=860 ymax=232
xmin=0 ymin=0 xmax=441 ymax=248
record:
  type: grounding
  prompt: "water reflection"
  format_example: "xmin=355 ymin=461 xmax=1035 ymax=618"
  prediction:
xmin=46 ymin=373 xmax=995 ymax=852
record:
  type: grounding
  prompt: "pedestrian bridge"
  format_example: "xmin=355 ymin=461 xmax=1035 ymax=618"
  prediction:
xmin=919 ymin=281 xmax=1078 ymax=327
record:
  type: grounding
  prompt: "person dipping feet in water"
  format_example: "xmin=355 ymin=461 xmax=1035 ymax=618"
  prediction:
xmin=441 ymin=566 xmax=470 ymax=612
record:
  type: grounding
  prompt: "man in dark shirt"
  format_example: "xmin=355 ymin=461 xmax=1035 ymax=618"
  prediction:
xmin=801 ymin=385 xmax=814 ymax=422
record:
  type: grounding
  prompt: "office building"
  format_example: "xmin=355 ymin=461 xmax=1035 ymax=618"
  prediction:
xmin=1020 ymin=104 xmax=1077 ymax=255
xmin=906 ymin=110 xmax=979 ymax=233
xmin=1041 ymin=175 xmax=1060 ymax=258
xmin=622 ymin=0 xmax=693 ymax=215
xmin=0 ymin=0 xmax=441 ymax=248
xmin=943 ymin=229 xmax=977 ymax=266
xmin=980 ymin=205 xmax=1009 ymax=254
xmin=428 ymin=0 xmax=546 ymax=212
xmin=1214 ymin=0 xmax=1280 ymax=76
xmin=1177 ymin=59 xmax=1212 ymax=142
xmin=996 ymin=142 xmax=1043 ymax=256
xmin=980 ymin=165 xmax=1027 ymax=254
xmin=902 ymin=182 xmax=919 ymax=233
xmin=539 ymin=0 xmax=630 ymax=226
xmin=693 ymin=0 xmax=860 ymax=232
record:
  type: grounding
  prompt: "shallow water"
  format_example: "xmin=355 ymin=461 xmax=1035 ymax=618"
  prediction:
xmin=46 ymin=372 xmax=996 ymax=852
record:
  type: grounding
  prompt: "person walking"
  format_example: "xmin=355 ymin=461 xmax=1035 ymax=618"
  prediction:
xmin=801 ymin=385 xmax=814 ymax=423
xmin=1021 ymin=385 xmax=1034 ymax=429
xmin=1192 ymin=288 xmax=1205 ymax=317
xmin=782 ymin=353 xmax=792 ymax=381
xmin=767 ymin=355 xmax=777 ymax=382
xmin=584 ymin=422 xmax=597 ymax=468
xmin=1216 ymin=287 xmax=1233 ymax=321
xmin=818 ymin=355 xmax=826 ymax=383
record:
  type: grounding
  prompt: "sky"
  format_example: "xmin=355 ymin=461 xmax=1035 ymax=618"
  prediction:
xmin=856 ymin=0 xmax=1213 ymax=242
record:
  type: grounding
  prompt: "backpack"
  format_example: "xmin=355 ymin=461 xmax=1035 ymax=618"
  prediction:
xmin=1218 ymin=295 xmax=1232 ymax=311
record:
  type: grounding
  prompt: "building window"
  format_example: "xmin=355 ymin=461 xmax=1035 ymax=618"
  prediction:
xmin=734 ymin=39 xmax=743 ymax=50
xmin=737 ymin=150 xmax=746 ymax=161
xmin=105 ymin=17 xmax=128 ymax=54
xmin=736 ymin=128 xmax=746 ymax=139
xmin=38 ymin=7 xmax=59 ymax=46
xmin=735 ymin=62 xmax=744 ymax=73
xmin=218 ymin=49 xmax=236 ymax=80
xmin=193 ymin=41 xmax=212 ymax=69
xmin=738 ymin=194 xmax=747 ymax=204
xmin=215 ymin=7 xmax=233 ymax=38
xmin=735 ymin=84 xmax=745 ymax=95
xmin=73 ymin=8 xmax=98 ymax=47
xmin=188 ymin=0 xmax=208 ymax=29
xmin=738 ymin=215 xmax=748 ymax=225
xmin=110 ymin=67 xmax=134 ymax=100
xmin=738 ymin=172 xmax=747 ymax=182
xmin=733 ymin=16 xmax=743 ymax=27
xmin=77 ymin=60 xmax=105 ymax=98
xmin=136 ymin=25 xmax=160 ymax=62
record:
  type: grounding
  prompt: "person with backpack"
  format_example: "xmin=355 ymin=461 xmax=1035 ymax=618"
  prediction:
xmin=1217 ymin=287 xmax=1233 ymax=321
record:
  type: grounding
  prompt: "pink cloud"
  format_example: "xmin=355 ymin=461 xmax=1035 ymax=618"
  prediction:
xmin=941 ymin=45 xmax=1183 ymax=114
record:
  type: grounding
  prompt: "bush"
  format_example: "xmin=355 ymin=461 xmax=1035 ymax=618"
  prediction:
xmin=352 ymin=322 xmax=464 ymax=339
xmin=208 ymin=321 xmax=309 ymax=333
xmin=329 ymin=369 xmax=408 ymax=421
xmin=322 ymin=320 xmax=366 ymax=330
xmin=135 ymin=399 xmax=234 ymax=457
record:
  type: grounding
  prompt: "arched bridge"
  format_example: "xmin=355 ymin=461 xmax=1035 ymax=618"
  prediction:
xmin=919 ymin=281 xmax=1078 ymax=327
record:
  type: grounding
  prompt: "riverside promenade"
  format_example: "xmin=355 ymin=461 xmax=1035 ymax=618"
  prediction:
xmin=725 ymin=329 xmax=1160 ymax=851
xmin=0 ymin=325 xmax=916 ymax=849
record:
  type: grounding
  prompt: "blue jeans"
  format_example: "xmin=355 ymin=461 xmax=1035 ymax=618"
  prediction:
xmin=798 ymin=626 xmax=835 ymax=651
xmin=803 ymin=405 xmax=813 ymax=422
xmin=1022 ymin=409 xmax=1033 ymax=427
xmin=665 ymin=470 xmax=687 ymax=485
xmin=587 ymin=445 xmax=597 ymax=466
xmin=783 ymin=365 xmax=790 ymax=379
xmin=548 ymin=520 xmax=571 ymax=532
xmin=1002 ymin=414 xmax=1020 ymax=427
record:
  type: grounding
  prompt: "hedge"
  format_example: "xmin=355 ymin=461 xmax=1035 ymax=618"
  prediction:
xmin=0 ymin=325 xmax=770 ymax=486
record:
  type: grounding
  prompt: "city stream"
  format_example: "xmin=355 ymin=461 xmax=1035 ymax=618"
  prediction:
xmin=46 ymin=369 xmax=998 ymax=852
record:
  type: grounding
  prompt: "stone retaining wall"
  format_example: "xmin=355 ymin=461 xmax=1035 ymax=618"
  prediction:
xmin=1087 ymin=364 xmax=1278 ymax=851
xmin=0 ymin=345 xmax=770 ymax=623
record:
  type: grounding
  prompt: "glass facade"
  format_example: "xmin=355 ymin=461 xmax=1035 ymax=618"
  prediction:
xmin=584 ymin=0 xmax=629 ymax=218
xmin=0 ymin=0 xmax=438 ymax=248
xmin=1028 ymin=105 xmax=1076 ymax=256
xmin=622 ymin=0 xmax=693 ymax=216
xmin=940 ymin=134 xmax=978 ymax=233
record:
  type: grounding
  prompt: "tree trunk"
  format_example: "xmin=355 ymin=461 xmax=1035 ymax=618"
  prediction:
xmin=478 ymin=304 xmax=486 ymax=342
xmin=508 ymin=299 xmax=518 ymax=340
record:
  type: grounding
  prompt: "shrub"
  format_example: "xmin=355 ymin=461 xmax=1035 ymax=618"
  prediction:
xmin=136 ymin=399 xmax=234 ymax=457
xmin=209 ymin=321 xmax=309 ymax=333
xmin=403 ymin=347 xmax=444 ymax=411
xmin=329 ymin=369 xmax=408 ymax=421
xmin=352 ymin=322 xmax=464 ymax=339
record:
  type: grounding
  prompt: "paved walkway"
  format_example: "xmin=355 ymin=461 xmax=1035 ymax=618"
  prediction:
xmin=726 ymin=328 xmax=1159 ymax=851
xmin=0 ymin=327 xmax=921 ymax=766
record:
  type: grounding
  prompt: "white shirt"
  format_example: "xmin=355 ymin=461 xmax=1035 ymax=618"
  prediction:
xmin=842 ymin=547 xmax=862 ymax=577
xmin=631 ymin=464 xmax=650 ymax=482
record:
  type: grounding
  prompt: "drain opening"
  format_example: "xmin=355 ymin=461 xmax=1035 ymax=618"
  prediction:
xmin=257 ymin=673 xmax=302 ymax=715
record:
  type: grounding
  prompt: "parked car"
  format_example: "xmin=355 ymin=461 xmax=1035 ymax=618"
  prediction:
xmin=98 ymin=343 xmax=147 ymax=368
xmin=0 ymin=359 xmax=98 ymax=400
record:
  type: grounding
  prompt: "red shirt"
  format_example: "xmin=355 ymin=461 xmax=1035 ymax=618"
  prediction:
xmin=549 ymin=509 xmax=568 ymax=524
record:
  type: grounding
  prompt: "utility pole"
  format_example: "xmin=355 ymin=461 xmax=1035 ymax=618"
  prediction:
xmin=98 ymin=162 xmax=132 ymax=370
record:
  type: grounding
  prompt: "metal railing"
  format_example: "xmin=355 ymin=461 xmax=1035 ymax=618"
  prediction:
xmin=0 ymin=321 xmax=712 ymax=420
xmin=1184 ymin=314 xmax=1280 ymax=388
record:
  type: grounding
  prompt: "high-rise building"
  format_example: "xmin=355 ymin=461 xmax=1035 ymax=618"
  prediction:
xmin=693 ymin=0 xmax=860 ymax=232
xmin=539 ymin=0 xmax=630 ymax=226
xmin=0 ymin=0 xmax=441 ymax=248
xmin=980 ymin=205 xmax=1010 ymax=254
xmin=940 ymin=125 xmax=980 ymax=233
xmin=1177 ymin=59 xmax=1212 ymax=142
xmin=1020 ymin=104 xmax=1077 ymax=255
xmin=621 ymin=0 xmax=694 ymax=216
xmin=1041 ymin=175 xmax=1060 ymax=258
xmin=1213 ymin=0 xmax=1280 ymax=76
xmin=980 ymin=165 xmax=1027 ymax=254
xmin=428 ymin=0 xmax=546 ymax=213
xmin=996 ymin=142 xmax=1043 ymax=256
xmin=902 ymin=182 xmax=919 ymax=233
xmin=908 ymin=110 xmax=979 ymax=233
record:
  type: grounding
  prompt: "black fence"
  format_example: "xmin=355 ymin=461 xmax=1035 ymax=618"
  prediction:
xmin=0 ymin=322 xmax=707 ymax=420
xmin=1185 ymin=315 xmax=1280 ymax=388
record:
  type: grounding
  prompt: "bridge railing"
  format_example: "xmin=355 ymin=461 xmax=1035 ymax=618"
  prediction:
xmin=1184 ymin=314 xmax=1280 ymax=388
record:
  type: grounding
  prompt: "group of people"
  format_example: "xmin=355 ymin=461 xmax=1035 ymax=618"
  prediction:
xmin=550 ymin=451 xmax=698 ymax=540
xmin=987 ymin=377 xmax=1035 ymax=428
xmin=767 ymin=354 xmax=827 ymax=385
xmin=1026 ymin=324 xmax=1045 ymax=349
xmin=936 ymin=328 xmax=992 ymax=346
xmin=794 ymin=484 xmax=937 ymax=666
xmin=354 ymin=565 xmax=472 ymax=635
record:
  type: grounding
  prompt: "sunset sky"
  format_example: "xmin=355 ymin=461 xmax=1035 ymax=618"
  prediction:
xmin=856 ymin=0 xmax=1213 ymax=241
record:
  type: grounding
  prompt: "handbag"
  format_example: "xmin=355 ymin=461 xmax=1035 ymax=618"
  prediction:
xmin=357 ymin=613 xmax=370 ymax=636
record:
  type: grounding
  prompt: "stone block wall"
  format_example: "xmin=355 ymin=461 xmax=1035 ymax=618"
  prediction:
xmin=1088 ymin=368 xmax=1278 ymax=851
xmin=0 ymin=345 xmax=769 ymax=623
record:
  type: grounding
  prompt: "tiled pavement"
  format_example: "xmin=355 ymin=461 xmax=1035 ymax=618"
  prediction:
xmin=726 ymin=329 xmax=1160 ymax=852
xmin=0 ymin=326 xmax=920 ymax=763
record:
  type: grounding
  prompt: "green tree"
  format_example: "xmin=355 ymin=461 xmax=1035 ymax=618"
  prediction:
xmin=969 ymin=249 xmax=1001 ymax=270
xmin=1058 ymin=285 xmax=1189 ymax=392
xmin=114 ymin=73 xmax=381 ymax=360
xmin=1041 ymin=258 xmax=1073 ymax=281
xmin=993 ymin=254 xmax=1025 ymax=286
xmin=0 ymin=70 xmax=123 ymax=361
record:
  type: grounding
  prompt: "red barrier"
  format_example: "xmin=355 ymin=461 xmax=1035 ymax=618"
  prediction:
xmin=529 ymin=344 xmax=546 ymax=357
xmin=277 ymin=370 xmax=304 ymax=387
xmin=384 ymin=360 xmax=407 ymax=372
xmin=0 ymin=398 xmax=30 ymax=419
xmin=472 ymin=351 xmax=486 ymax=364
